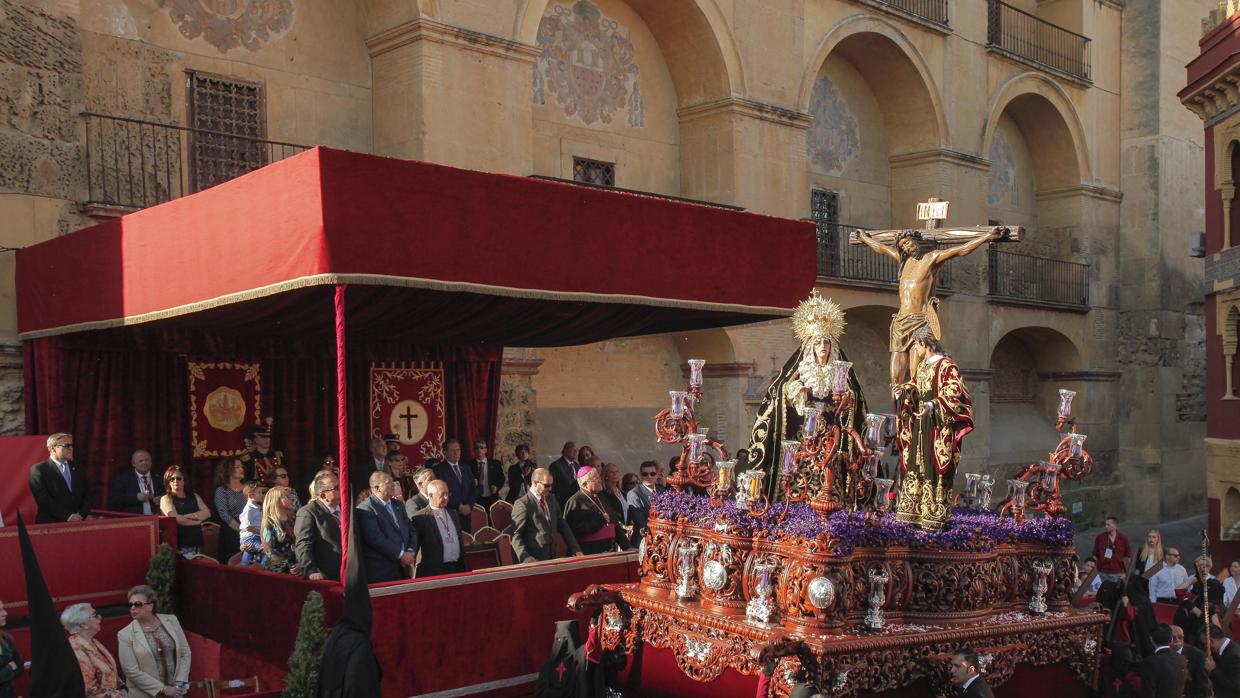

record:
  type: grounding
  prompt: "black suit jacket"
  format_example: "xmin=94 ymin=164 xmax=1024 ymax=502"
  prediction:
xmin=29 ymin=458 xmax=90 ymax=523
xmin=355 ymin=495 xmax=418 ymax=583
xmin=1183 ymin=645 xmax=1210 ymax=698
xmin=473 ymin=458 xmax=505 ymax=505
xmin=960 ymin=676 xmax=994 ymax=698
xmin=410 ymin=506 xmax=467 ymax=578
xmin=1213 ymin=640 xmax=1240 ymax=698
xmin=1140 ymin=648 xmax=1188 ymax=698
xmin=506 ymin=460 xmax=535 ymax=503
xmin=547 ymin=457 xmax=579 ymax=508
xmin=108 ymin=468 xmax=165 ymax=515
xmin=512 ymin=491 xmax=580 ymax=562
xmin=293 ymin=500 xmax=343 ymax=581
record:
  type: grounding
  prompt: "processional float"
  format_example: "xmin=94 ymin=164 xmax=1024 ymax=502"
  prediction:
xmin=570 ymin=199 xmax=1108 ymax=697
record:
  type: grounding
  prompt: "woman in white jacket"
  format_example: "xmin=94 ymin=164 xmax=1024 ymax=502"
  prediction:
xmin=116 ymin=585 xmax=191 ymax=698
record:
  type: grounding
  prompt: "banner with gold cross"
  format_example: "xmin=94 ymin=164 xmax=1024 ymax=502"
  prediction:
xmin=369 ymin=363 xmax=446 ymax=467
xmin=188 ymin=361 xmax=263 ymax=458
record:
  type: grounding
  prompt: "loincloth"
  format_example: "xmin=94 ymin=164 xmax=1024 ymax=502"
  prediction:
xmin=889 ymin=312 xmax=936 ymax=352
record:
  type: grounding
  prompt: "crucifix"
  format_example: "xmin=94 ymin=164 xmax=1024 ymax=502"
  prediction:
xmin=398 ymin=404 xmax=420 ymax=440
xmin=849 ymin=198 xmax=1023 ymax=397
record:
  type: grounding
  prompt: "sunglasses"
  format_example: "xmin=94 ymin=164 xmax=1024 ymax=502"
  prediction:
xmin=640 ymin=472 xmax=657 ymax=478
xmin=128 ymin=601 xmax=151 ymax=609
xmin=168 ymin=476 xmax=184 ymax=482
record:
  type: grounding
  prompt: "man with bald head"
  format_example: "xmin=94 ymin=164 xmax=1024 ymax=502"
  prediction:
xmin=109 ymin=449 xmax=163 ymax=515
xmin=410 ymin=479 xmax=466 ymax=578
xmin=512 ymin=467 xmax=581 ymax=563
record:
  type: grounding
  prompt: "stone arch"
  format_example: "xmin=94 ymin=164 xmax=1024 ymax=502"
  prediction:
xmin=800 ymin=14 xmax=949 ymax=155
xmin=515 ymin=0 xmax=743 ymax=105
xmin=674 ymin=328 xmax=737 ymax=363
xmin=987 ymin=326 xmax=1082 ymax=466
xmin=981 ymin=72 xmax=1092 ymax=189
xmin=836 ymin=302 xmax=899 ymax=400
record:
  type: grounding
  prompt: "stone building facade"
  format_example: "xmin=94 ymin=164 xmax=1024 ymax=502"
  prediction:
xmin=0 ymin=0 xmax=1213 ymax=524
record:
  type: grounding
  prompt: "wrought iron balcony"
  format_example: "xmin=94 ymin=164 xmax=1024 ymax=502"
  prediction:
xmin=986 ymin=0 xmax=1091 ymax=82
xmin=83 ymin=112 xmax=309 ymax=215
xmin=862 ymin=0 xmax=949 ymax=29
xmin=815 ymin=222 xmax=953 ymax=290
xmin=987 ymin=248 xmax=1089 ymax=310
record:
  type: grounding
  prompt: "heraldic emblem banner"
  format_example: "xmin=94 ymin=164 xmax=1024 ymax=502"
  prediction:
xmin=370 ymin=363 xmax=446 ymax=467
xmin=188 ymin=361 xmax=262 ymax=458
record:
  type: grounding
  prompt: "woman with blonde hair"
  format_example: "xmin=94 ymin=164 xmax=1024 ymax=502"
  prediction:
xmin=1135 ymin=529 xmax=1164 ymax=574
xmin=60 ymin=603 xmax=125 ymax=698
xmin=260 ymin=485 xmax=300 ymax=575
xmin=117 ymin=585 xmax=191 ymax=698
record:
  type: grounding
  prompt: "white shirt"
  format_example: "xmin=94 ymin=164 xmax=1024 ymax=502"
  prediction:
xmin=626 ymin=483 xmax=655 ymax=511
xmin=962 ymin=674 xmax=979 ymax=691
xmin=1150 ymin=565 xmax=1180 ymax=602
xmin=430 ymin=506 xmax=461 ymax=563
xmin=1225 ymin=576 xmax=1239 ymax=607
xmin=134 ymin=468 xmax=154 ymax=515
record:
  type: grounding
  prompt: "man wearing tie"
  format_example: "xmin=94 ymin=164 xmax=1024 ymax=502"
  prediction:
xmin=547 ymin=441 xmax=580 ymax=508
xmin=410 ymin=480 xmax=467 ymax=578
xmin=472 ymin=440 xmax=504 ymax=510
xmin=29 ymin=432 xmax=91 ymax=523
xmin=1140 ymin=624 xmax=1188 ymax=698
xmin=949 ymin=648 xmax=993 ymax=698
xmin=625 ymin=461 xmax=659 ymax=535
xmin=355 ymin=471 xmax=418 ymax=583
xmin=512 ymin=468 xmax=581 ymax=563
xmin=1206 ymin=625 xmax=1240 ymax=697
xmin=433 ymin=439 xmax=478 ymax=533
xmin=294 ymin=471 xmax=343 ymax=581
xmin=108 ymin=449 xmax=164 ymax=515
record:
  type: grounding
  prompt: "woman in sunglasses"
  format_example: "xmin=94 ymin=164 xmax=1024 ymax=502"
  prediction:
xmin=60 ymin=603 xmax=124 ymax=698
xmin=157 ymin=466 xmax=211 ymax=558
xmin=117 ymin=585 xmax=191 ymax=698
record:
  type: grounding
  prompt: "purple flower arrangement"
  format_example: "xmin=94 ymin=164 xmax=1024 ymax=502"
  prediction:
xmin=649 ymin=491 xmax=1075 ymax=555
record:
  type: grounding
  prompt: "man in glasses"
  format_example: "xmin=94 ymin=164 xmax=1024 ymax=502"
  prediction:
xmin=1149 ymin=547 xmax=1190 ymax=603
xmin=624 ymin=460 xmax=659 ymax=538
xmin=29 ymin=432 xmax=91 ymax=523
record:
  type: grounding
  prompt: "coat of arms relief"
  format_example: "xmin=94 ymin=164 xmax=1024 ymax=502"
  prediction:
xmin=534 ymin=0 xmax=645 ymax=127
xmin=158 ymin=0 xmax=294 ymax=53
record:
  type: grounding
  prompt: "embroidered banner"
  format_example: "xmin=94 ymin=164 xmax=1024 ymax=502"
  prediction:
xmin=188 ymin=361 xmax=262 ymax=458
xmin=370 ymin=363 xmax=446 ymax=467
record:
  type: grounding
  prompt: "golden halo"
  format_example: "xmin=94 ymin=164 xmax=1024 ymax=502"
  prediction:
xmin=791 ymin=290 xmax=846 ymax=345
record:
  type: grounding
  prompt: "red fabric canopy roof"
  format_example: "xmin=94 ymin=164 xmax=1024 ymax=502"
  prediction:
xmin=17 ymin=147 xmax=814 ymax=343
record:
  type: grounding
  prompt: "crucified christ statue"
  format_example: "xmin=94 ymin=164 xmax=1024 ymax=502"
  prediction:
xmin=849 ymin=199 xmax=1022 ymax=399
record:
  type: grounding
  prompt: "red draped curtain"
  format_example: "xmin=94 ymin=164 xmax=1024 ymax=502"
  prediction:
xmin=24 ymin=331 xmax=501 ymax=509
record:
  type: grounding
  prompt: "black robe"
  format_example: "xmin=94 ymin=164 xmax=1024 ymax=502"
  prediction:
xmin=318 ymin=497 xmax=382 ymax=698
xmin=742 ymin=346 xmax=868 ymax=501
xmin=17 ymin=514 xmax=86 ymax=698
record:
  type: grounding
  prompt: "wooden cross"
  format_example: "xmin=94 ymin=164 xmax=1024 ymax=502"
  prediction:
xmin=398 ymin=405 xmax=421 ymax=440
xmin=847 ymin=197 xmax=1024 ymax=247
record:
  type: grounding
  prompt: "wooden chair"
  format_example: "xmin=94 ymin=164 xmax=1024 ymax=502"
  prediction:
xmin=203 ymin=676 xmax=260 ymax=697
xmin=200 ymin=521 xmax=221 ymax=560
xmin=489 ymin=500 xmax=513 ymax=531
xmin=497 ymin=533 xmax=515 ymax=566
xmin=473 ymin=526 xmax=501 ymax=544
xmin=470 ymin=505 xmax=488 ymax=533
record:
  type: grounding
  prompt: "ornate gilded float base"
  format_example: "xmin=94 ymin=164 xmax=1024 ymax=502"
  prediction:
xmin=577 ymin=584 xmax=1105 ymax=698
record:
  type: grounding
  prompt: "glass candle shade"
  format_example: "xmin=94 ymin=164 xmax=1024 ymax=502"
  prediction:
xmin=1058 ymin=389 xmax=1076 ymax=419
xmin=863 ymin=454 xmax=879 ymax=481
xmin=670 ymin=391 xmax=689 ymax=419
xmin=875 ymin=478 xmax=894 ymax=511
xmin=688 ymin=359 xmax=706 ymax=388
xmin=687 ymin=433 xmax=708 ymax=463
xmin=803 ymin=405 xmax=823 ymax=437
xmin=715 ymin=460 xmax=736 ymax=489
xmin=780 ymin=439 xmax=802 ymax=475
xmin=741 ymin=470 xmax=764 ymax=500
xmin=829 ymin=360 xmax=853 ymax=394
xmin=1040 ymin=461 xmax=1060 ymax=491
xmin=965 ymin=473 xmax=981 ymax=500
xmin=864 ymin=413 xmax=886 ymax=448
xmin=1067 ymin=432 xmax=1087 ymax=458
xmin=1007 ymin=479 xmax=1029 ymax=509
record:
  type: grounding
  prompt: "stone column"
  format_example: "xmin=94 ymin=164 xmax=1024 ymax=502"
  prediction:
xmin=498 ymin=348 xmax=542 ymax=467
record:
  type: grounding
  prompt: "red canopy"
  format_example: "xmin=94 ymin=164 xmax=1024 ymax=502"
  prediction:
xmin=17 ymin=147 xmax=814 ymax=342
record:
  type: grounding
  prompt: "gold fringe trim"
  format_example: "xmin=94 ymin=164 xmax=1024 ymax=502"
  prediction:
xmin=19 ymin=273 xmax=795 ymax=340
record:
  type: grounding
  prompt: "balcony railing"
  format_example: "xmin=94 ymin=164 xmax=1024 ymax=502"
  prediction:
xmin=815 ymin=222 xmax=952 ymax=290
xmin=867 ymin=0 xmax=949 ymax=28
xmin=987 ymin=248 xmax=1089 ymax=309
xmin=986 ymin=0 xmax=1091 ymax=82
xmin=83 ymin=112 xmax=309 ymax=213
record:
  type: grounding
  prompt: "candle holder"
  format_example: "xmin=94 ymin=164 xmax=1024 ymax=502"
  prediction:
xmin=654 ymin=371 xmax=727 ymax=494
xmin=676 ymin=540 xmax=701 ymax=600
xmin=688 ymin=358 xmax=706 ymax=388
xmin=977 ymin=474 xmax=994 ymax=510
xmin=829 ymin=360 xmax=853 ymax=395
xmin=964 ymin=473 xmax=980 ymax=508
xmin=803 ymin=404 xmax=824 ymax=438
xmin=863 ymin=413 xmax=886 ymax=449
xmin=1005 ymin=479 xmax=1030 ymax=524
xmin=1029 ymin=559 xmax=1053 ymax=615
xmin=871 ymin=478 xmax=894 ymax=521
xmin=746 ymin=561 xmax=778 ymax=625
xmin=713 ymin=459 xmax=736 ymax=499
xmin=864 ymin=567 xmax=890 ymax=631
xmin=736 ymin=470 xmax=767 ymax=514
xmin=1066 ymin=432 xmax=1087 ymax=458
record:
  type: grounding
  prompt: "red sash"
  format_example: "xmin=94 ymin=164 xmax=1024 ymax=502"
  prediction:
xmin=579 ymin=523 xmax=616 ymax=543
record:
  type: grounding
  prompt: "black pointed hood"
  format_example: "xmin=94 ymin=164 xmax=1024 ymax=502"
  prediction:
xmin=317 ymin=489 xmax=382 ymax=697
xmin=17 ymin=513 xmax=86 ymax=698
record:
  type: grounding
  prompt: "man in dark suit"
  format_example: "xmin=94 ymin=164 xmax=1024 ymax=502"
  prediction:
xmin=29 ymin=432 xmax=91 ymax=523
xmin=1140 ymin=624 xmax=1188 ymax=698
xmin=294 ymin=471 xmax=343 ymax=582
xmin=1207 ymin=624 xmax=1240 ymax=697
xmin=404 ymin=466 xmax=435 ymax=519
xmin=409 ymin=479 xmax=467 ymax=578
xmin=471 ymin=440 xmax=505 ymax=510
xmin=506 ymin=444 xmax=537 ymax=504
xmin=547 ymin=441 xmax=580 ymax=507
xmin=512 ymin=467 xmax=582 ymax=563
xmin=354 ymin=471 xmax=418 ymax=583
xmin=432 ymin=439 xmax=478 ymax=533
xmin=107 ymin=449 xmax=164 ymax=515
xmin=1173 ymin=624 xmax=1211 ymax=698
xmin=949 ymin=647 xmax=993 ymax=698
